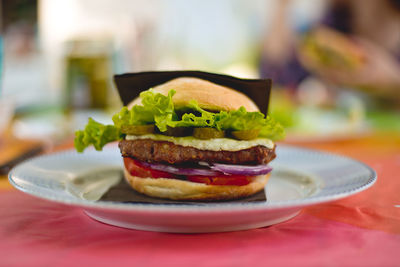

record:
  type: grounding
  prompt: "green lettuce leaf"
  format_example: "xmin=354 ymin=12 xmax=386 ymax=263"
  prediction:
xmin=168 ymin=100 xmax=215 ymax=128
xmin=214 ymin=106 xmax=285 ymax=140
xmin=74 ymin=118 xmax=121 ymax=152
xmin=215 ymin=107 xmax=265 ymax=130
xmin=75 ymin=89 xmax=285 ymax=152
xmin=259 ymin=116 xmax=286 ymax=140
xmin=112 ymin=89 xmax=176 ymax=131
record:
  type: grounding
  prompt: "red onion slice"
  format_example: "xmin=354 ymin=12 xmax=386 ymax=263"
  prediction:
xmin=140 ymin=160 xmax=272 ymax=177
xmin=141 ymin=161 xmax=222 ymax=176
xmin=210 ymin=163 xmax=272 ymax=176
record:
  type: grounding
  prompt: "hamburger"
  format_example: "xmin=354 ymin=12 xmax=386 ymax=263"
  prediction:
xmin=75 ymin=77 xmax=284 ymax=201
xmin=299 ymin=26 xmax=366 ymax=71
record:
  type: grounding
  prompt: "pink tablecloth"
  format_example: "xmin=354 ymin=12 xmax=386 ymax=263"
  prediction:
xmin=1 ymin=153 xmax=399 ymax=266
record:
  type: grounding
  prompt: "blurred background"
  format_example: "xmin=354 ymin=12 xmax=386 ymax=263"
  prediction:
xmin=1 ymin=0 xmax=399 ymax=166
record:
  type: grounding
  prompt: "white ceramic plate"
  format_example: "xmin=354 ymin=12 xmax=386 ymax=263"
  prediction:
xmin=9 ymin=145 xmax=376 ymax=233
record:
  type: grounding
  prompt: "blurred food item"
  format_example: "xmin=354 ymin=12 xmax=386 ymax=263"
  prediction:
xmin=298 ymin=27 xmax=400 ymax=103
xmin=299 ymin=27 xmax=366 ymax=72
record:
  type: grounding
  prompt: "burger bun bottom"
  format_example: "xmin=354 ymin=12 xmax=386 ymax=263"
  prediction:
xmin=123 ymin=169 xmax=270 ymax=201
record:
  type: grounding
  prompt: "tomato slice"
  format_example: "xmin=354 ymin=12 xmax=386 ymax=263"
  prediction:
xmin=187 ymin=175 xmax=253 ymax=186
xmin=123 ymin=157 xmax=174 ymax=178
xmin=123 ymin=157 xmax=254 ymax=186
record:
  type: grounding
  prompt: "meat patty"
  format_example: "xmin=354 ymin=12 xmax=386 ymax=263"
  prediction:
xmin=119 ymin=139 xmax=276 ymax=165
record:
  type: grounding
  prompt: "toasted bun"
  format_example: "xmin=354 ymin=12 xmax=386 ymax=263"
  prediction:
xmin=123 ymin=169 xmax=269 ymax=201
xmin=128 ymin=77 xmax=259 ymax=112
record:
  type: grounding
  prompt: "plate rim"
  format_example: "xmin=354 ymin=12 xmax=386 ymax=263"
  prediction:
xmin=8 ymin=145 xmax=377 ymax=213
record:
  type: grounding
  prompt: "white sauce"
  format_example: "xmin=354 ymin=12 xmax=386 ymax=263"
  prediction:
xmin=125 ymin=134 xmax=274 ymax=151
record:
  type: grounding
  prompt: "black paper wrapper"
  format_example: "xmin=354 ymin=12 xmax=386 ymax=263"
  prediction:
xmin=99 ymin=173 xmax=267 ymax=205
xmin=114 ymin=70 xmax=272 ymax=115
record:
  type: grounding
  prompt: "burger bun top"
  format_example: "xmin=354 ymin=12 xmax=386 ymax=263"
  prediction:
xmin=128 ymin=77 xmax=259 ymax=112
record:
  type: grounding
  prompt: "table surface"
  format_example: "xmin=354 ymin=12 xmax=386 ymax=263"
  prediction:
xmin=1 ymin=132 xmax=399 ymax=267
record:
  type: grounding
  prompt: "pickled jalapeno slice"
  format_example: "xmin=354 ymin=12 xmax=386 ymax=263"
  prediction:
xmin=163 ymin=126 xmax=193 ymax=137
xmin=193 ymin=128 xmax=225 ymax=140
xmin=120 ymin=124 xmax=155 ymax=135
xmin=231 ymin=129 xmax=260 ymax=140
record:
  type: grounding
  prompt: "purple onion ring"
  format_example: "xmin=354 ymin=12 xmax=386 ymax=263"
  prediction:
xmin=141 ymin=161 xmax=222 ymax=176
xmin=210 ymin=163 xmax=272 ymax=176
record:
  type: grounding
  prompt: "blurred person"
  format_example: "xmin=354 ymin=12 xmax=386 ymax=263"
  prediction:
xmin=259 ymin=0 xmax=308 ymax=88
xmin=260 ymin=0 xmax=400 ymax=105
